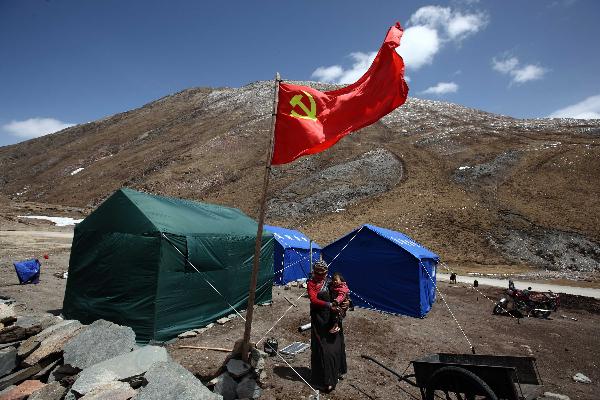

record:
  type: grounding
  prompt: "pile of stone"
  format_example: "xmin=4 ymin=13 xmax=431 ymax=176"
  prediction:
xmin=0 ymin=300 xmax=222 ymax=400
xmin=209 ymin=340 xmax=267 ymax=400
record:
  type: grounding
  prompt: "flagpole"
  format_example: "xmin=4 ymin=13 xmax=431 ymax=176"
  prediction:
xmin=241 ymin=72 xmax=281 ymax=362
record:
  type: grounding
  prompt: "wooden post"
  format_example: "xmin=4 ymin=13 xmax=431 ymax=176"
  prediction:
xmin=241 ymin=72 xmax=280 ymax=362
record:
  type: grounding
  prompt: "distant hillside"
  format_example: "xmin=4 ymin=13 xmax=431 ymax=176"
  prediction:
xmin=1 ymin=81 xmax=599 ymax=274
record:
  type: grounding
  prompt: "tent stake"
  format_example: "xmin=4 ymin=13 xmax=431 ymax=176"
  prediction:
xmin=241 ymin=72 xmax=281 ymax=362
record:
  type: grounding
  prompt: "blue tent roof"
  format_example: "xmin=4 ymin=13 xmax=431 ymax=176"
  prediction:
xmin=360 ymin=224 xmax=439 ymax=261
xmin=264 ymin=225 xmax=321 ymax=250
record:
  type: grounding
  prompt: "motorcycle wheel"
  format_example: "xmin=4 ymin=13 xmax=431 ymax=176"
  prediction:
xmin=492 ymin=303 xmax=504 ymax=315
xmin=532 ymin=310 xmax=551 ymax=319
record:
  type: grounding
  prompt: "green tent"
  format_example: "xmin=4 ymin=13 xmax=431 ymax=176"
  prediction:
xmin=63 ymin=188 xmax=274 ymax=342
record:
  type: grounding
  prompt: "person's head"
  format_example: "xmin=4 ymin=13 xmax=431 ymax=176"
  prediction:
xmin=313 ymin=260 xmax=328 ymax=277
xmin=332 ymin=272 xmax=345 ymax=285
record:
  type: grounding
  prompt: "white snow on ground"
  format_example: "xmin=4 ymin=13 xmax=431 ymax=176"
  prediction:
xmin=70 ymin=168 xmax=84 ymax=175
xmin=458 ymin=166 xmax=470 ymax=170
xmin=18 ymin=216 xmax=83 ymax=226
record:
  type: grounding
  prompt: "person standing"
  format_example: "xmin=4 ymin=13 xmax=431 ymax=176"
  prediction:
xmin=306 ymin=261 xmax=347 ymax=392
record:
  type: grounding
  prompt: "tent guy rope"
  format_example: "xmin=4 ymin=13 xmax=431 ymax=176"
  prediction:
xmin=160 ymin=232 xmax=247 ymax=322
xmin=420 ymin=262 xmax=475 ymax=353
xmin=438 ymin=262 xmax=518 ymax=320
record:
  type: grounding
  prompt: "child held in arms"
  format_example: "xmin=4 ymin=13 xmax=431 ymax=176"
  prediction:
xmin=329 ymin=272 xmax=350 ymax=334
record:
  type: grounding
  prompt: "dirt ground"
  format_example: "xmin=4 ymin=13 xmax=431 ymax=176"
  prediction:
xmin=1 ymin=223 xmax=599 ymax=399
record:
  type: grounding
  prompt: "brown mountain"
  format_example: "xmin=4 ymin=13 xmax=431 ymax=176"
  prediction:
xmin=1 ymin=81 xmax=599 ymax=275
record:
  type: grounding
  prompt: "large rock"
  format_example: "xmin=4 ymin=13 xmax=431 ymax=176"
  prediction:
xmin=28 ymin=381 xmax=67 ymax=400
xmin=0 ymin=348 xmax=16 ymax=378
xmin=236 ymin=376 xmax=261 ymax=400
xmin=0 ymin=364 xmax=46 ymax=391
xmin=0 ymin=326 xmax=42 ymax=345
xmin=213 ymin=372 xmax=236 ymax=400
xmin=64 ymin=390 xmax=77 ymax=400
xmin=23 ymin=321 xmax=83 ymax=366
xmin=18 ymin=320 xmax=80 ymax=359
xmin=250 ymin=347 xmax=266 ymax=371
xmin=132 ymin=361 xmax=221 ymax=400
xmin=72 ymin=346 xmax=168 ymax=395
xmin=80 ymin=381 xmax=136 ymax=400
xmin=0 ymin=306 xmax=15 ymax=323
xmin=225 ymin=359 xmax=250 ymax=378
xmin=14 ymin=314 xmax=59 ymax=331
xmin=0 ymin=380 xmax=44 ymax=400
xmin=572 ymin=372 xmax=591 ymax=384
xmin=63 ymin=319 xmax=136 ymax=370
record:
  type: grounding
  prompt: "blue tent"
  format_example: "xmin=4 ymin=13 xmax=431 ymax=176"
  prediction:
xmin=322 ymin=224 xmax=439 ymax=318
xmin=264 ymin=225 xmax=321 ymax=285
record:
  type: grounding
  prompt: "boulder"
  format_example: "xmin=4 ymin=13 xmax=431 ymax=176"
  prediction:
xmin=80 ymin=381 xmax=137 ymax=400
xmin=132 ymin=361 xmax=222 ymax=400
xmin=0 ymin=363 xmax=47 ymax=391
xmin=572 ymin=372 xmax=591 ymax=384
xmin=23 ymin=321 xmax=83 ymax=366
xmin=28 ymin=381 xmax=67 ymax=400
xmin=64 ymin=390 xmax=77 ymax=400
xmin=18 ymin=320 xmax=80 ymax=359
xmin=226 ymin=359 xmax=250 ymax=378
xmin=0 ymin=348 xmax=16 ymax=378
xmin=250 ymin=348 xmax=266 ymax=371
xmin=0 ymin=326 xmax=42 ymax=345
xmin=0 ymin=379 xmax=44 ymax=400
xmin=0 ymin=306 xmax=15 ymax=324
xmin=213 ymin=372 xmax=236 ymax=400
xmin=14 ymin=314 xmax=59 ymax=331
xmin=236 ymin=376 xmax=261 ymax=400
xmin=63 ymin=319 xmax=136 ymax=370
xmin=72 ymin=346 xmax=168 ymax=395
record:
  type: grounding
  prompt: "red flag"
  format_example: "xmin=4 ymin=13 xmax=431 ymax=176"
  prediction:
xmin=272 ymin=23 xmax=409 ymax=165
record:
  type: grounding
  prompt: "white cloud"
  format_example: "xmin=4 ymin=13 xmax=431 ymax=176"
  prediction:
xmin=422 ymin=82 xmax=459 ymax=95
xmin=311 ymin=65 xmax=343 ymax=83
xmin=408 ymin=5 xmax=488 ymax=42
xmin=492 ymin=56 xmax=519 ymax=74
xmin=3 ymin=117 xmax=74 ymax=139
xmin=398 ymin=25 xmax=440 ymax=70
xmin=492 ymin=55 xmax=547 ymax=84
xmin=311 ymin=5 xmax=488 ymax=83
xmin=311 ymin=51 xmax=376 ymax=84
xmin=549 ymin=95 xmax=600 ymax=119
xmin=511 ymin=64 xmax=547 ymax=83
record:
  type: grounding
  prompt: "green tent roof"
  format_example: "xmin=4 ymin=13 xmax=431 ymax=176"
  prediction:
xmin=78 ymin=188 xmax=262 ymax=236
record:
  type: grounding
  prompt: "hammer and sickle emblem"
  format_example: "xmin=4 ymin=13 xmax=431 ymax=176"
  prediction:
xmin=289 ymin=91 xmax=317 ymax=121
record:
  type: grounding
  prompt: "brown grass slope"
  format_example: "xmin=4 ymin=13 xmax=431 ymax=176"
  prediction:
xmin=1 ymin=81 xmax=599 ymax=274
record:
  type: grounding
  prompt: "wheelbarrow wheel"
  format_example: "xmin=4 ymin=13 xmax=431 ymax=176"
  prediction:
xmin=425 ymin=366 xmax=498 ymax=400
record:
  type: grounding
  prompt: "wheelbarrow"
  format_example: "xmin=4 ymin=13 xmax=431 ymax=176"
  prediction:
xmin=362 ymin=353 xmax=542 ymax=400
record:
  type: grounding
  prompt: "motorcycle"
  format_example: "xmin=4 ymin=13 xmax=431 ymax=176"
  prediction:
xmin=493 ymin=280 xmax=560 ymax=318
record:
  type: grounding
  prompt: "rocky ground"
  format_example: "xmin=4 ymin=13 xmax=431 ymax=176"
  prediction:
xmin=1 ymin=219 xmax=599 ymax=399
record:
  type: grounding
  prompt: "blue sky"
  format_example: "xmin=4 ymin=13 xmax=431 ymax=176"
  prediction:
xmin=1 ymin=0 xmax=599 ymax=146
